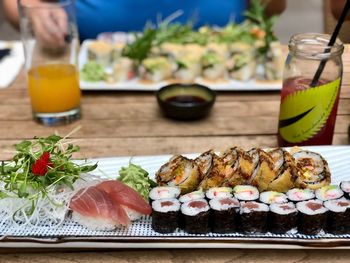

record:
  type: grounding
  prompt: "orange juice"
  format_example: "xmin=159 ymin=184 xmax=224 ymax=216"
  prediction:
xmin=28 ymin=64 xmax=81 ymax=113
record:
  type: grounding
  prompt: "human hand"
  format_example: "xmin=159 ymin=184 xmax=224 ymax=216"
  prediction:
xmin=28 ymin=5 xmax=68 ymax=48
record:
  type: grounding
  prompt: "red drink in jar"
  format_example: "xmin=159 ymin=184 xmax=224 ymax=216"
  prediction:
xmin=278 ymin=77 xmax=341 ymax=146
xmin=277 ymin=33 xmax=343 ymax=146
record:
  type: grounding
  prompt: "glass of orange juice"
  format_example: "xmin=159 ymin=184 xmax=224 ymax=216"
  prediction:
xmin=19 ymin=0 xmax=81 ymax=125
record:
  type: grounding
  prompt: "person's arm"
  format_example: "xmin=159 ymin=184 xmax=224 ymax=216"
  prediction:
xmin=330 ymin=0 xmax=350 ymax=20
xmin=264 ymin=0 xmax=286 ymax=17
xmin=248 ymin=0 xmax=286 ymax=17
xmin=2 ymin=0 xmax=20 ymax=29
xmin=3 ymin=0 xmax=68 ymax=47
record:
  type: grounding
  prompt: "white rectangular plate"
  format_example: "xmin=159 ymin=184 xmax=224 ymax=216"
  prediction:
xmin=1 ymin=146 xmax=350 ymax=250
xmin=79 ymin=40 xmax=282 ymax=91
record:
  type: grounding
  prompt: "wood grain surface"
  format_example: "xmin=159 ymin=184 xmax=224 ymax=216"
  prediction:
xmin=0 ymin=47 xmax=350 ymax=261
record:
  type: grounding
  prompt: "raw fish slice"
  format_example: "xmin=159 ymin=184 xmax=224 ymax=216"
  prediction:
xmin=96 ymin=180 xmax=152 ymax=215
xmin=70 ymin=186 xmax=131 ymax=227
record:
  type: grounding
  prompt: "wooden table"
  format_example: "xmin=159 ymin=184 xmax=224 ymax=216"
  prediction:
xmin=1 ymin=47 xmax=350 ymax=262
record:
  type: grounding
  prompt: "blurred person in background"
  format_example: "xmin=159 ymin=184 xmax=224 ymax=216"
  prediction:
xmin=3 ymin=0 xmax=285 ymax=47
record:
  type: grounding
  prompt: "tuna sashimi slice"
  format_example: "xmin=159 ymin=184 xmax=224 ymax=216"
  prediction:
xmin=70 ymin=186 xmax=131 ymax=227
xmin=96 ymin=180 xmax=152 ymax=215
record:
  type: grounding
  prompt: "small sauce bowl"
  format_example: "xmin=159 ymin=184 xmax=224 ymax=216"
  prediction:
xmin=156 ymin=83 xmax=216 ymax=120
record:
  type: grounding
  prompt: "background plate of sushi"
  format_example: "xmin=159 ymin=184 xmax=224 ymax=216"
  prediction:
xmin=78 ymin=26 xmax=284 ymax=91
xmin=1 ymin=146 xmax=350 ymax=250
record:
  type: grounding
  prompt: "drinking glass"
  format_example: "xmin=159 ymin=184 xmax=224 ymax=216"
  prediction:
xmin=19 ymin=0 xmax=81 ymax=126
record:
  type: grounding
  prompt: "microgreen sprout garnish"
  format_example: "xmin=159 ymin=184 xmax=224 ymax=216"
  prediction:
xmin=0 ymin=133 xmax=97 ymax=226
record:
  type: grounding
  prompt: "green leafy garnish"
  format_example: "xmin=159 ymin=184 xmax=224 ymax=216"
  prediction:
xmin=118 ymin=163 xmax=155 ymax=200
xmin=0 ymin=135 xmax=97 ymax=210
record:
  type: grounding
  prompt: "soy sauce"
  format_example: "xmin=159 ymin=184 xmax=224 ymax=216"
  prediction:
xmin=165 ymin=95 xmax=207 ymax=105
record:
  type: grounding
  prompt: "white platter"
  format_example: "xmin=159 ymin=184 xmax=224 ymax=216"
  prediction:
xmin=1 ymin=146 xmax=350 ymax=250
xmin=78 ymin=40 xmax=282 ymax=91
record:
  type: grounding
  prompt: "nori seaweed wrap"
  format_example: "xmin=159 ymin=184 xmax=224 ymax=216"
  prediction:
xmin=151 ymin=198 xmax=180 ymax=233
xmin=209 ymin=197 xmax=239 ymax=233
xmin=269 ymin=202 xmax=298 ymax=234
xmin=296 ymin=200 xmax=328 ymax=235
xmin=181 ymin=199 xmax=210 ymax=234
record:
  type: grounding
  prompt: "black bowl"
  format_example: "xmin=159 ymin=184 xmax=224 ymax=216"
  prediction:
xmin=156 ymin=83 xmax=216 ymax=120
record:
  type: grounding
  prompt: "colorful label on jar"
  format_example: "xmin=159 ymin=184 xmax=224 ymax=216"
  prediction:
xmin=278 ymin=78 xmax=340 ymax=143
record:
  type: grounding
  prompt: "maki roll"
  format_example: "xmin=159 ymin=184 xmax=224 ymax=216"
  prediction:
xmin=221 ymin=147 xmax=255 ymax=187
xmin=259 ymin=191 xmax=288 ymax=205
xmin=287 ymin=188 xmax=315 ymax=203
xmin=179 ymin=190 xmax=205 ymax=203
xmin=194 ymin=150 xmax=215 ymax=180
xmin=206 ymin=187 xmax=232 ymax=200
xmin=149 ymin=186 xmax=181 ymax=201
xmin=248 ymin=148 xmax=276 ymax=192
xmin=181 ymin=199 xmax=210 ymax=234
xmin=87 ymin=40 xmax=113 ymax=66
xmin=296 ymin=200 xmax=328 ymax=235
xmin=112 ymin=58 xmax=135 ymax=82
xmin=156 ymin=155 xmax=201 ymax=194
xmin=267 ymin=148 xmax=297 ymax=192
xmin=174 ymin=54 xmax=202 ymax=82
xmin=233 ymin=185 xmax=259 ymax=201
xmin=198 ymin=154 xmax=228 ymax=190
xmin=269 ymin=202 xmax=298 ymax=234
xmin=209 ymin=197 xmax=240 ymax=233
xmin=226 ymin=52 xmax=256 ymax=82
xmin=200 ymin=51 xmax=226 ymax=80
xmin=324 ymin=198 xmax=350 ymax=234
xmin=240 ymin=201 xmax=269 ymax=233
xmin=340 ymin=181 xmax=350 ymax=199
xmin=315 ymin=185 xmax=343 ymax=201
xmin=293 ymin=149 xmax=331 ymax=190
xmin=152 ymin=198 xmax=181 ymax=233
xmin=140 ymin=57 xmax=174 ymax=82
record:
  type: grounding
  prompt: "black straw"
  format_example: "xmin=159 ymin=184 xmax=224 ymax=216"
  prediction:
xmin=310 ymin=0 xmax=350 ymax=87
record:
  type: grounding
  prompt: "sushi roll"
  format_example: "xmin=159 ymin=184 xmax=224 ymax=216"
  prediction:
xmin=200 ymin=51 xmax=226 ymax=80
xmin=286 ymin=188 xmax=315 ymax=203
xmin=206 ymin=43 xmax=230 ymax=59
xmin=209 ymin=197 xmax=239 ymax=233
xmin=198 ymin=154 xmax=228 ymax=190
xmin=248 ymin=148 xmax=276 ymax=192
xmin=340 ymin=181 xmax=350 ymax=199
xmin=324 ymin=198 xmax=350 ymax=234
xmin=233 ymin=185 xmax=259 ymax=202
xmin=151 ymin=198 xmax=181 ymax=233
xmin=179 ymin=190 xmax=205 ymax=203
xmin=221 ymin=147 xmax=255 ymax=187
xmin=315 ymin=185 xmax=343 ymax=201
xmin=112 ymin=42 xmax=125 ymax=61
xmin=87 ymin=40 xmax=113 ymax=66
xmin=194 ymin=150 xmax=215 ymax=180
xmin=149 ymin=186 xmax=181 ymax=201
xmin=240 ymin=201 xmax=269 ymax=233
xmin=140 ymin=57 xmax=174 ymax=82
xmin=259 ymin=191 xmax=288 ymax=205
xmin=206 ymin=187 xmax=232 ymax=200
xmin=112 ymin=57 xmax=135 ymax=82
xmin=181 ymin=199 xmax=210 ymax=234
xmin=226 ymin=53 xmax=256 ymax=82
xmin=264 ymin=41 xmax=284 ymax=80
xmin=296 ymin=200 xmax=328 ymax=235
xmin=269 ymin=202 xmax=298 ymax=234
xmin=174 ymin=54 xmax=201 ymax=82
xmin=267 ymin=148 xmax=297 ymax=192
xmin=156 ymin=155 xmax=201 ymax=194
xmin=293 ymin=149 xmax=331 ymax=190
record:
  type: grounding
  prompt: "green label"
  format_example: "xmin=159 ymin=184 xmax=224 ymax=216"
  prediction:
xmin=279 ymin=78 xmax=340 ymax=143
